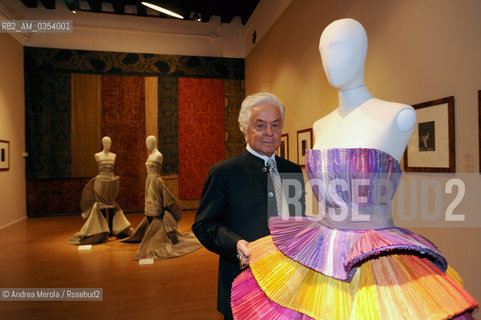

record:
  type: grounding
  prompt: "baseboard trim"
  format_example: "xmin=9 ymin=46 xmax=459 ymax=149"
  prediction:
xmin=0 ymin=216 xmax=27 ymax=230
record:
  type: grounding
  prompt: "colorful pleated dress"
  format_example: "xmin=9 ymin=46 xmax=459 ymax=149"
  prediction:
xmin=231 ymin=148 xmax=478 ymax=319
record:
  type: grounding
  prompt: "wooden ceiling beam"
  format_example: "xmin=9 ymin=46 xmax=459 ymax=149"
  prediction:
xmin=21 ymin=0 xmax=38 ymax=8
xmin=39 ymin=0 xmax=55 ymax=9
xmin=86 ymin=0 xmax=101 ymax=12
xmin=111 ymin=0 xmax=125 ymax=14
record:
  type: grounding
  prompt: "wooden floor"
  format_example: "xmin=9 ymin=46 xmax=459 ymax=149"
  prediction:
xmin=0 ymin=211 xmax=224 ymax=320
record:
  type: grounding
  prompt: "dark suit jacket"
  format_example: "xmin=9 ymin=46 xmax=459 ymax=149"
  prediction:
xmin=192 ymin=149 xmax=305 ymax=319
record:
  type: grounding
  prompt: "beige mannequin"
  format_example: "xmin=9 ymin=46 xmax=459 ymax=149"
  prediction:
xmin=94 ymin=136 xmax=116 ymax=178
xmin=68 ymin=135 xmax=132 ymax=245
xmin=314 ymin=18 xmax=416 ymax=161
xmin=146 ymin=135 xmax=163 ymax=165
xmin=122 ymin=135 xmax=201 ymax=260
xmin=95 ymin=136 xmax=116 ymax=162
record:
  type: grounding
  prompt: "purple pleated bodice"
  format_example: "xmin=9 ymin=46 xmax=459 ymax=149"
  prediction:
xmin=306 ymin=148 xmax=401 ymax=229
xmin=269 ymin=148 xmax=447 ymax=281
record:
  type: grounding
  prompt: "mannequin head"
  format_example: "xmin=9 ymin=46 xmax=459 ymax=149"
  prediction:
xmin=146 ymin=135 xmax=157 ymax=151
xmin=319 ymin=18 xmax=367 ymax=90
xmin=101 ymin=136 xmax=112 ymax=152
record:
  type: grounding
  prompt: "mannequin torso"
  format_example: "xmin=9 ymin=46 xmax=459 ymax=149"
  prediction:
xmin=94 ymin=136 xmax=116 ymax=178
xmin=146 ymin=149 xmax=163 ymax=175
xmin=313 ymin=97 xmax=415 ymax=161
xmin=147 ymin=149 xmax=163 ymax=163
xmin=145 ymin=135 xmax=163 ymax=176
xmin=314 ymin=18 xmax=416 ymax=161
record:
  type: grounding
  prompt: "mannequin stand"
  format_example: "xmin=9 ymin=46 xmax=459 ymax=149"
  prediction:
xmin=101 ymin=208 xmax=115 ymax=237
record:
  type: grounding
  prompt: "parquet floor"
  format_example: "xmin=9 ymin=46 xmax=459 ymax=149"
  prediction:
xmin=0 ymin=211 xmax=223 ymax=320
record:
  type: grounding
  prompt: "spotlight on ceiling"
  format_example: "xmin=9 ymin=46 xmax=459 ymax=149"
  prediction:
xmin=141 ymin=2 xmax=184 ymax=19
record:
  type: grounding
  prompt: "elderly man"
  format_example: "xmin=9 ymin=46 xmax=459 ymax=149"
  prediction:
xmin=192 ymin=92 xmax=305 ymax=320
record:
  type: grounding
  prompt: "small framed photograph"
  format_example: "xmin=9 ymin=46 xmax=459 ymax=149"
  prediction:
xmin=0 ymin=140 xmax=10 ymax=171
xmin=404 ymin=96 xmax=455 ymax=172
xmin=297 ymin=128 xmax=313 ymax=167
xmin=276 ymin=133 xmax=289 ymax=159
xmin=479 ymin=90 xmax=481 ymax=173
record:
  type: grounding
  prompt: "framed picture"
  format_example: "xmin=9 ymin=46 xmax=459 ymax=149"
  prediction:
xmin=276 ymin=133 xmax=289 ymax=159
xmin=403 ymin=96 xmax=455 ymax=172
xmin=297 ymin=128 xmax=313 ymax=167
xmin=479 ymin=90 xmax=481 ymax=173
xmin=0 ymin=140 xmax=9 ymax=171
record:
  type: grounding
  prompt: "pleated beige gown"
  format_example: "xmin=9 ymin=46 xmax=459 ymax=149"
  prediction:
xmin=123 ymin=159 xmax=201 ymax=260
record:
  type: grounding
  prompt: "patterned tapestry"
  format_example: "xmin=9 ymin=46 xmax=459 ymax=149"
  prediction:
xmin=24 ymin=48 xmax=244 ymax=78
xmin=101 ymin=75 xmax=147 ymax=211
xmin=24 ymin=47 xmax=246 ymax=216
xmin=224 ymin=79 xmax=246 ymax=159
xmin=157 ymin=77 xmax=179 ymax=174
xmin=26 ymin=178 xmax=90 ymax=215
xmin=178 ymin=78 xmax=225 ymax=199
xmin=70 ymin=73 xmax=102 ymax=178
xmin=25 ymin=71 xmax=71 ymax=179
xmin=145 ymin=77 xmax=159 ymax=138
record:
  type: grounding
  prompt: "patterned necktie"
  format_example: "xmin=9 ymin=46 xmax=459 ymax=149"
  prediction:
xmin=267 ymin=158 xmax=289 ymax=217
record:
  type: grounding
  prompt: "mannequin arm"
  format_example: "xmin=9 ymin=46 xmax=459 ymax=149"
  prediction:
xmin=397 ymin=107 xmax=416 ymax=132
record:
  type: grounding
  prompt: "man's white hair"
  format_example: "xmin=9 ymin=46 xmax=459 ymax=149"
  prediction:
xmin=238 ymin=92 xmax=285 ymax=135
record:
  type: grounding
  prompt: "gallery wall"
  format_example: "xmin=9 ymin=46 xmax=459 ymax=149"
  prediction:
xmin=244 ymin=0 xmax=481 ymax=309
xmin=0 ymin=34 xmax=26 ymax=229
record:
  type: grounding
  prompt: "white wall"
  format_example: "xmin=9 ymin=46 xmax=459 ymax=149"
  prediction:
xmin=0 ymin=33 xmax=26 ymax=228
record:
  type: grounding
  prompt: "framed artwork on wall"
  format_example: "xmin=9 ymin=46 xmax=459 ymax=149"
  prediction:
xmin=276 ymin=133 xmax=289 ymax=160
xmin=297 ymin=128 xmax=313 ymax=167
xmin=0 ymin=140 xmax=10 ymax=171
xmin=479 ymin=90 xmax=481 ymax=173
xmin=403 ymin=96 xmax=455 ymax=172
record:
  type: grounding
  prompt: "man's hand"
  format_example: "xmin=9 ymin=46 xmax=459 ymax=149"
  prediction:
xmin=236 ymin=239 xmax=250 ymax=269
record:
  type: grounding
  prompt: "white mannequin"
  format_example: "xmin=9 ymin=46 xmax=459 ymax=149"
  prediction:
xmin=313 ymin=18 xmax=416 ymax=161
xmin=146 ymin=135 xmax=163 ymax=164
xmin=95 ymin=136 xmax=116 ymax=178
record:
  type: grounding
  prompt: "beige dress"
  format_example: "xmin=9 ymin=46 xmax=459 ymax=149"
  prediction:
xmin=68 ymin=159 xmax=132 ymax=245
xmin=123 ymin=158 xmax=201 ymax=260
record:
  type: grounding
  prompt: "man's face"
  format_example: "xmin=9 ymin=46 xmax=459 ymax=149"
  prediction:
xmin=246 ymin=103 xmax=282 ymax=157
